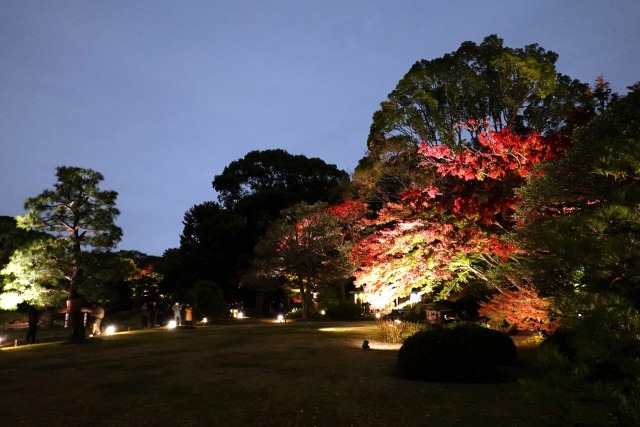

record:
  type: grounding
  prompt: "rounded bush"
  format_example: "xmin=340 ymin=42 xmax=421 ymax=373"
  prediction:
xmin=448 ymin=322 xmax=518 ymax=366
xmin=397 ymin=324 xmax=517 ymax=382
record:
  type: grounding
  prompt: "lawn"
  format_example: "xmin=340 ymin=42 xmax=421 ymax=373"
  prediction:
xmin=0 ymin=321 xmax=550 ymax=426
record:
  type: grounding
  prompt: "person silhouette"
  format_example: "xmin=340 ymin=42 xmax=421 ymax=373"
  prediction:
xmin=26 ymin=306 xmax=39 ymax=344
xmin=173 ymin=302 xmax=182 ymax=326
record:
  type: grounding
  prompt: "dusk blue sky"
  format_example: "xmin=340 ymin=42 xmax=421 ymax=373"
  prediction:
xmin=2 ymin=1 xmax=639 ymax=256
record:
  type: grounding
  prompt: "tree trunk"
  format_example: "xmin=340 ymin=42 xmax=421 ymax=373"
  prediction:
xmin=66 ymin=289 xmax=85 ymax=343
xmin=338 ymin=280 xmax=346 ymax=304
xmin=300 ymin=287 xmax=308 ymax=320
xmin=254 ymin=289 xmax=265 ymax=316
xmin=299 ymin=280 xmax=310 ymax=320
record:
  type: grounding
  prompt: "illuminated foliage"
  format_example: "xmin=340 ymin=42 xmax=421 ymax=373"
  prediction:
xmin=478 ymin=285 xmax=558 ymax=333
xmin=15 ymin=167 xmax=122 ymax=293
xmin=354 ymin=127 xmax=566 ymax=309
xmin=1 ymin=167 xmax=121 ymax=343
xmin=0 ymin=238 xmax=68 ymax=309
xmin=248 ymin=202 xmax=354 ymax=320
xmin=354 ymin=34 xmax=588 ymax=207
xmin=179 ymin=150 xmax=349 ymax=311
xmin=129 ymin=263 xmax=163 ymax=301
xmin=350 ymin=36 xmax=590 ymax=310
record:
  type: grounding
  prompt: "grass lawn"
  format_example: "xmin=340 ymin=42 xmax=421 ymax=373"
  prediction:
xmin=0 ymin=321 xmax=550 ymax=426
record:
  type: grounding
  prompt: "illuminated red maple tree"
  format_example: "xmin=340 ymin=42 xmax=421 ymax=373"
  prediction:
xmin=353 ymin=126 xmax=566 ymax=310
xmin=478 ymin=285 xmax=559 ymax=333
xmin=250 ymin=202 xmax=354 ymax=319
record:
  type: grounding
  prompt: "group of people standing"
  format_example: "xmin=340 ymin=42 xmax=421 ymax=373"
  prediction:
xmin=24 ymin=298 xmax=105 ymax=344
xmin=140 ymin=301 xmax=159 ymax=328
xmin=141 ymin=301 xmax=193 ymax=328
xmin=22 ymin=298 xmax=196 ymax=346
xmin=171 ymin=301 xmax=194 ymax=326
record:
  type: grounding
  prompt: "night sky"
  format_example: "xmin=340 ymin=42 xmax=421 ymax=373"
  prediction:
xmin=2 ymin=0 xmax=639 ymax=255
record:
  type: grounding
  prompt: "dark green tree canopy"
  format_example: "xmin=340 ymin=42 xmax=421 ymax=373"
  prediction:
xmin=20 ymin=166 xmax=122 ymax=252
xmin=0 ymin=216 xmax=44 ymax=269
xmin=368 ymin=35 xmax=586 ymax=150
xmin=174 ymin=150 xmax=350 ymax=308
xmin=1 ymin=167 xmax=123 ymax=310
xmin=515 ymin=89 xmax=640 ymax=301
xmin=18 ymin=166 xmax=121 ymax=291
xmin=213 ymin=149 xmax=349 ymax=209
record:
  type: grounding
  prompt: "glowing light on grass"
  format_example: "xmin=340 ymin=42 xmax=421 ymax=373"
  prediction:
xmin=318 ymin=327 xmax=402 ymax=351
xmin=105 ymin=325 xmax=116 ymax=335
xmin=277 ymin=314 xmax=285 ymax=323
xmin=375 ymin=313 xmax=381 ymax=319
xmin=320 ymin=310 xmax=326 ymax=316
xmin=202 ymin=317 xmax=208 ymax=324
xmin=237 ymin=311 xmax=244 ymax=318
xmin=167 ymin=320 xmax=177 ymax=329
xmin=318 ymin=326 xmax=369 ymax=333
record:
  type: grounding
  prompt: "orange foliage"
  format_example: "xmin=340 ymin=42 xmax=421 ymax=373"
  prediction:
xmin=478 ymin=286 xmax=558 ymax=333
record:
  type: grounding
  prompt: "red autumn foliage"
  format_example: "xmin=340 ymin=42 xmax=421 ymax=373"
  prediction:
xmin=353 ymin=127 xmax=567 ymax=308
xmin=418 ymin=128 xmax=566 ymax=181
xmin=132 ymin=265 xmax=154 ymax=281
xmin=478 ymin=286 xmax=559 ymax=333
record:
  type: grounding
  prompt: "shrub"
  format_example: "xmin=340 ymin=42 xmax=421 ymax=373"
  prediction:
xmin=287 ymin=307 xmax=302 ymax=319
xmin=326 ymin=302 xmax=362 ymax=320
xmin=376 ymin=320 xmax=431 ymax=344
xmin=397 ymin=323 xmax=517 ymax=382
xmin=447 ymin=322 xmax=518 ymax=366
xmin=523 ymin=293 xmax=640 ymax=426
xmin=404 ymin=304 xmax=426 ymax=323
xmin=184 ymin=280 xmax=228 ymax=320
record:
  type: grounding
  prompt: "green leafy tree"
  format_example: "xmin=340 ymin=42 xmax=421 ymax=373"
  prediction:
xmin=523 ymin=292 xmax=640 ymax=426
xmin=0 ymin=237 xmax=67 ymax=309
xmin=213 ymin=149 xmax=348 ymax=209
xmin=5 ymin=166 xmax=122 ymax=341
xmin=179 ymin=150 xmax=350 ymax=313
xmin=179 ymin=201 xmax=248 ymax=299
xmin=0 ymin=216 xmax=44 ymax=269
xmin=515 ymin=89 xmax=640 ymax=302
xmin=354 ymin=34 xmax=588 ymax=207
xmin=248 ymin=202 xmax=354 ymax=320
xmin=120 ymin=250 xmax=163 ymax=308
xmin=184 ymin=280 xmax=228 ymax=320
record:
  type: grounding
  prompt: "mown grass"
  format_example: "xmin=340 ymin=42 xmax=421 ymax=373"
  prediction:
xmin=0 ymin=321 xmax=551 ymax=426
